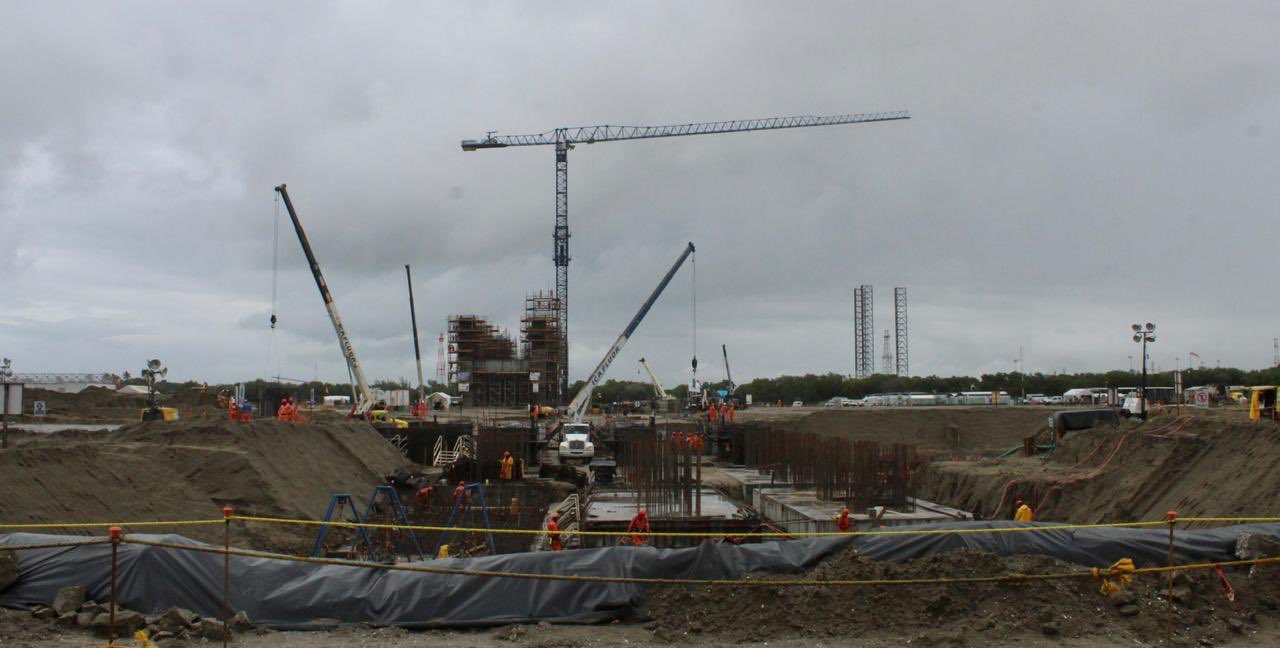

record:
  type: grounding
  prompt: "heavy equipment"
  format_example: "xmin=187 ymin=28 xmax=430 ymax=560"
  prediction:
xmin=552 ymin=242 xmax=696 ymax=462
xmin=276 ymin=184 xmax=399 ymax=424
xmin=462 ymin=111 xmax=910 ymax=401
xmin=405 ymin=265 xmax=427 ymax=409
xmin=639 ymin=357 xmax=673 ymax=402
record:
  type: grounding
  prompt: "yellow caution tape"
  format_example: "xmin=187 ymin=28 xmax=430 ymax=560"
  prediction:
xmin=120 ymin=535 xmax=1280 ymax=590
xmin=0 ymin=520 xmax=224 ymax=530
xmin=229 ymin=513 xmax=1172 ymax=538
xmin=4 ymin=515 xmax=1280 ymax=539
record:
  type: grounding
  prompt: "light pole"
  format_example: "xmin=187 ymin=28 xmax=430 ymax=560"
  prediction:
xmin=1131 ymin=323 xmax=1156 ymax=420
xmin=1 ymin=358 xmax=13 ymax=449
xmin=1128 ymin=355 xmax=1134 ymax=374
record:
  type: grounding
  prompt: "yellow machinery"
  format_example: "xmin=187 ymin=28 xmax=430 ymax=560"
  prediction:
xmin=140 ymin=406 xmax=180 ymax=422
xmin=1249 ymin=387 xmax=1277 ymax=421
xmin=370 ymin=409 xmax=408 ymax=429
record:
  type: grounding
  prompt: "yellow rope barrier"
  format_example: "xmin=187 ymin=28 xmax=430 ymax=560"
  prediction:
xmin=2 ymin=515 xmax=1279 ymax=538
xmin=228 ymin=514 xmax=1175 ymax=538
xmin=120 ymin=535 xmax=1280 ymax=591
xmin=0 ymin=520 xmax=225 ymax=530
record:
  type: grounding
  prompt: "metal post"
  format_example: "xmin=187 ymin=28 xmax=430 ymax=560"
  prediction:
xmin=1141 ymin=337 xmax=1148 ymax=421
xmin=223 ymin=506 xmax=233 ymax=648
xmin=1 ymin=358 xmax=11 ymax=450
xmin=109 ymin=526 xmax=121 ymax=645
xmin=1166 ymin=511 xmax=1176 ymax=645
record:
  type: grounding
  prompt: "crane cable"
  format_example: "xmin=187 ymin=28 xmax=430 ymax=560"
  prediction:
xmin=264 ymin=194 xmax=283 ymax=380
xmin=691 ymin=251 xmax=697 ymax=388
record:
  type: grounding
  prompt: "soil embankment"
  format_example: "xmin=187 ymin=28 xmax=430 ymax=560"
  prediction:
xmin=775 ymin=407 xmax=1050 ymax=456
xmin=915 ymin=414 xmax=1280 ymax=522
xmin=0 ymin=416 xmax=412 ymax=551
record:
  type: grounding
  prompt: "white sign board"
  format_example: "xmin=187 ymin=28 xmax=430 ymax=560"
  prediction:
xmin=33 ymin=400 xmax=46 ymax=417
xmin=2 ymin=384 xmax=22 ymax=415
xmin=458 ymin=382 xmax=470 ymax=393
xmin=532 ymin=383 xmax=539 ymax=394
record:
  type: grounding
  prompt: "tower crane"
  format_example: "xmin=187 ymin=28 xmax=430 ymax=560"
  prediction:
xmin=462 ymin=110 xmax=910 ymax=401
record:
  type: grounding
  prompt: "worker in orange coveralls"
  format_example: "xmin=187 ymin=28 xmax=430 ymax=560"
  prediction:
xmin=728 ymin=404 xmax=736 ymax=422
xmin=415 ymin=485 xmax=433 ymax=512
xmin=689 ymin=433 xmax=704 ymax=455
xmin=707 ymin=405 xmax=716 ymax=423
xmin=499 ymin=450 xmax=515 ymax=481
xmin=547 ymin=512 xmax=563 ymax=551
xmin=719 ymin=402 xmax=729 ymax=423
xmin=453 ymin=481 xmax=469 ymax=513
xmin=228 ymin=398 xmax=239 ymax=422
xmin=627 ymin=509 xmax=650 ymax=546
xmin=835 ymin=506 xmax=852 ymax=532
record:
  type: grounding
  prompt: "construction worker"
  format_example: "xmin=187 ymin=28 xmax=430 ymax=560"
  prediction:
xmin=453 ymin=480 xmax=469 ymax=513
xmin=627 ymin=509 xmax=650 ymax=546
xmin=499 ymin=450 xmax=515 ymax=481
xmin=728 ymin=404 xmax=736 ymax=422
xmin=228 ymin=398 xmax=239 ymax=422
xmin=706 ymin=405 xmax=716 ymax=423
xmin=415 ymin=485 xmax=433 ymax=512
xmin=689 ymin=433 xmax=704 ymax=455
xmin=719 ymin=402 xmax=729 ymax=424
xmin=547 ymin=512 xmax=563 ymax=551
xmin=834 ymin=506 xmax=852 ymax=532
xmin=1014 ymin=499 xmax=1034 ymax=522
xmin=277 ymin=397 xmax=292 ymax=422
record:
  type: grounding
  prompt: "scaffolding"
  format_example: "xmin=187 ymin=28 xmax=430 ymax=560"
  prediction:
xmin=447 ymin=316 xmax=518 ymax=407
xmin=521 ymin=291 xmax=563 ymax=406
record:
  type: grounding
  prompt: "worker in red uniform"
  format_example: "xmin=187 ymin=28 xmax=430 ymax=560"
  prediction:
xmin=719 ymin=402 xmax=729 ymax=423
xmin=547 ymin=512 xmax=563 ymax=551
xmin=689 ymin=433 xmax=704 ymax=455
xmin=415 ymin=485 xmax=433 ymax=512
xmin=499 ymin=450 xmax=515 ymax=481
xmin=453 ymin=481 xmax=469 ymax=513
xmin=228 ymin=398 xmax=239 ymax=422
xmin=728 ymin=404 xmax=736 ymax=422
xmin=835 ymin=506 xmax=852 ymax=532
xmin=707 ymin=405 xmax=716 ymax=423
xmin=627 ymin=509 xmax=650 ymax=546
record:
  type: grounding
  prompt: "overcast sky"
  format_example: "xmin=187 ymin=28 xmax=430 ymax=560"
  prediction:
xmin=2 ymin=1 xmax=1277 ymax=388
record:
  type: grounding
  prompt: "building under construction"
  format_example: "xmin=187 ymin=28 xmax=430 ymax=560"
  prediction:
xmin=448 ymin=292 xmax=563 ymax=407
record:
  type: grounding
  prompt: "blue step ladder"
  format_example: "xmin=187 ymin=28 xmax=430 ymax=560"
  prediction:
xmin=311 ymin=493 xmax=378 ymax=560
xmin=362 ymin=484 xmax=425 ymax=561
xmin=434 ymin=483 xmax=496 ymax=557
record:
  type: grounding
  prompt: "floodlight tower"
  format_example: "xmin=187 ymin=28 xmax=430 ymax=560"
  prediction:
xmin=1131 ymin=323 xmax=1157 ymax=420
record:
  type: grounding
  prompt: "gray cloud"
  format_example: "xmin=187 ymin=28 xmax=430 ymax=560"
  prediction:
xmin=2 ymin=1 xmax=1277 ymax=389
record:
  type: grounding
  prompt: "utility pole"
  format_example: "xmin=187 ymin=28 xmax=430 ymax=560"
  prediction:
xmin=463 ymin=111 xmax=910 ymax=401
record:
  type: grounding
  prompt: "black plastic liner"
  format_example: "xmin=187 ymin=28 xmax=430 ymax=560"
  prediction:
xmin=3 ymin=521 xmax=1277 ymax=628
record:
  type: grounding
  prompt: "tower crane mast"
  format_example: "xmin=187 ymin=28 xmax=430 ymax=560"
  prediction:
xmin=462 ymin=110 xmax=910 ymax=401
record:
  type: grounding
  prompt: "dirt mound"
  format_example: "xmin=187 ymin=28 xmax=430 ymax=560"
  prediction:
xmin=644 ymin=547 xmax=1270 ymax=644
xmin=915 ymin=413 xmax=1280 ymax=522
xmin=0 ymin=415 xmax=413 ymax=551
xmin=782 ymin=407 xmax=1050 ymax=456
